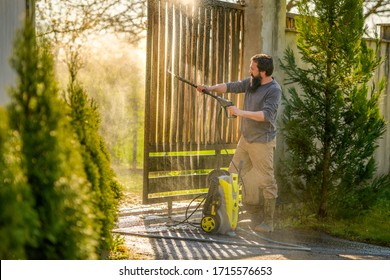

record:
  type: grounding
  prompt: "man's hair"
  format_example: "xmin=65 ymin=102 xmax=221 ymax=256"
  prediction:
xmin=251 ymin=54 xmax=274 ymax=76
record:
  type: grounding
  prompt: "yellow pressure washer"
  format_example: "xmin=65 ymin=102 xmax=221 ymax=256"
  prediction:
xmin=201 ymin=170 xmax=240 ymax=236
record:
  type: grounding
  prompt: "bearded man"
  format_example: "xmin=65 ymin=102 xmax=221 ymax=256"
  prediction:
xmin=197 ymin=54 xmax=281 ymax=232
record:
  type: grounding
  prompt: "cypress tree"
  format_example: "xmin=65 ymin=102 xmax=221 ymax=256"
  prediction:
xmin=66 ymin=79 xmax=122 ymax=257
xmin=280 ymin=0 xmax=386 ymax=217
xmin=0 ymin=108 xmax=39 ymax=259
xmin=8 ymin=20 xmax=98 ymax=259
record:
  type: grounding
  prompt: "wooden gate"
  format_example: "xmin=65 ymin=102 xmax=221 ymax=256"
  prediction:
xmin=144 ymin=0 xmax=245 ymax=207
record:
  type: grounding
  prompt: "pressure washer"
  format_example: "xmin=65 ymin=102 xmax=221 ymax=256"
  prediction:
xmin=168 ymin=69 xmax=240 ymax=236
xmin=201 ymin=169 xmax=240 ymax=236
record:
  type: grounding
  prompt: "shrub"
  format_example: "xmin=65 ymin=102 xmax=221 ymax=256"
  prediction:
xmin=0 ymin=108 xmax=39 ymax=259
xmin=66 ymin=80 xmax=122 ymax=257
xmin=7 ymin=20 xmax=98 ymax=259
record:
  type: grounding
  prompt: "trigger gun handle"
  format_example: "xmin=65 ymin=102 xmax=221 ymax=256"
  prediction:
xmin=201 ymin=89 xmax=237 ymax=119
xmin=218 ymin=98 xmax=237 ymax=119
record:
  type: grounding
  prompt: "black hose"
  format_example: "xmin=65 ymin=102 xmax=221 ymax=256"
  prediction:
xmin=169 ymin=193 xmax=206 ymax=227
xmin=238 ymin=228 xmax=311 ymax=250
xmin=113 ymin=229 xmax=311 ymax=251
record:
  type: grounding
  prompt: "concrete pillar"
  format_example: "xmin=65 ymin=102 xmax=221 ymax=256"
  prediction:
xmin=242 ymin=0 xmax=287 ymax=187
xmin=0 ymin=0 xmax=28 ymax=106
xmin=243 ymin=0 xmax=286 ymax=82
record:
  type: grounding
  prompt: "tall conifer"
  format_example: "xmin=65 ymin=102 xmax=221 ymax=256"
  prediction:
xmin=280 ymin=0 xmax=386 ymax=217
xmin=0 ymin=108 xmax=39 ymax=259
xmin=66 ymin=79 xmax=122 ymax=257
xmin=8 ymin=20 xmax=98 ymax=259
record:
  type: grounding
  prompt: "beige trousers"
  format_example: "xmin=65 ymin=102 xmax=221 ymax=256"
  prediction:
xmin=228 ymin=136 xmax=278 ymax=205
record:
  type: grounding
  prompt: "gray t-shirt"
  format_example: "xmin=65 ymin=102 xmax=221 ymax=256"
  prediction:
xmin=226 ymin=77 xmax=281 ymax=143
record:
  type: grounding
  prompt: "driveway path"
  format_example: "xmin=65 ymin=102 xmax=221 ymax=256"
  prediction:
xmin=114 ymin=203 xmax=390 ymax=260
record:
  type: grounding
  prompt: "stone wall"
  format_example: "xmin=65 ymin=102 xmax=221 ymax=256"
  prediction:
xmin=0 ymin=0 xmax=27 ymax=105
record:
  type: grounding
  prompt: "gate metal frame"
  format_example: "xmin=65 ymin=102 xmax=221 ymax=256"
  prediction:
xmin=143 ymin=0 xmax=245 ymax=210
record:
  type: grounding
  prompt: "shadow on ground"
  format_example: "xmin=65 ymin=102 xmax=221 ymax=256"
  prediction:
xmin=113 ymin=203 xmax=390 ymax=260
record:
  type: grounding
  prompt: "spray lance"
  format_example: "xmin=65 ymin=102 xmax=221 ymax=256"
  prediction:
xmin=167 ymin=69 xmax=236 ymax=119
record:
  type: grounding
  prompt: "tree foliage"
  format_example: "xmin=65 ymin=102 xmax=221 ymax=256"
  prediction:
xmin=280 ymin=0 xmax=386 ymax=218
xmin=74 ymin=38 xmax=145 ymax=167
xmin=36 ymin=0 xmax=147 ymax=45
xmin=0 ymin=108 xmax=39 ymax=259
xmin=35 ymin=0 xmax=146 ymax=167
xmin=65 ymin=54 xmax=123 ymax=256
xmin=287 ymin=0 xmax=390 ymax=20
xmin=7 ymin=20 xmax=99 ymax=259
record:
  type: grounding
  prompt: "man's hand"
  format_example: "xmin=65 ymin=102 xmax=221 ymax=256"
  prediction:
xmin=228 ymin=105 xmax=240 ymax=117
xmin=196 ymin=85 xmax=209 ymax=92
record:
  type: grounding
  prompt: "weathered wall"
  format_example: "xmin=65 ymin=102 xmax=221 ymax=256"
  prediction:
xmin=0 ymin=0 xmax=27 ymax=105
xmin=243 ymin=0 xmax=286 ymax=83
xmin=371 ymin=34 xmax=390 ymax=175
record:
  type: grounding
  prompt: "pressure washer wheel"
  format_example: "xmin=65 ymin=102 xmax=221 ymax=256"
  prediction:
xmin=201 ymin=215 xmax=220 ymax=233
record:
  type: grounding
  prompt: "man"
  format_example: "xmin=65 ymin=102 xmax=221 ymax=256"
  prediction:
xmin=197 ymin=54 xmax=281 ymax=232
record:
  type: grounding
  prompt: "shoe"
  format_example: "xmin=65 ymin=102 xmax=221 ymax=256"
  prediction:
xmin=254 ymin=198 xmax=276 ymax=232
xmin=254 ymin=221 xmax=273 ymax=232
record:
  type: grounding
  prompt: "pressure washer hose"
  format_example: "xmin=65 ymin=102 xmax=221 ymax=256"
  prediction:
xmin=113 ymin=182 xmax=311 ymax=252
xmin=114 ymin=196 xmax=311 ymax=253
xmin=164 ymin=180 xmax=312 ymax=252
xmin=112 ymin=229 xmax=311 ymax=252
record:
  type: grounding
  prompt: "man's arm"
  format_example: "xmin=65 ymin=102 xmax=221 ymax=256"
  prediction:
xmin=197 ymin=83 xmax=227 ymax=93
xmin=228 ymin=106 xmax=265 ymax=122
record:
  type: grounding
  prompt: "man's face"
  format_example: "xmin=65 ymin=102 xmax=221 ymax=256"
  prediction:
xmin=249 ymin=60 xmax=260 ymax=78
xmin=249 ymin=60 xmax=261 ymax=92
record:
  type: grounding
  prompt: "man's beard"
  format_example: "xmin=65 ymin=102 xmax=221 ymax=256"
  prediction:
xmin=249 ymin=74 xmax=261 ymax=92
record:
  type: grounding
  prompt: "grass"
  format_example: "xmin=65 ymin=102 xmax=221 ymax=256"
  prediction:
xmin=112 ymin=164 xmax=143 ymax=207
xmin=277 ymin=200 xmax=390 ymax=247
xmin=108 ymin=234 xmax=138 ymax=260
xmin=323 ymin=201 xmax=390 ymax=247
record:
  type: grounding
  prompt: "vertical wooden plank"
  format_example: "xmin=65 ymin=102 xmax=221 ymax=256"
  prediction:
xmin=230 ymin=9 xmax=236 ymax=145
xmin=148 ymin=0 xmax=159 ymax=146
xmin=239 ymin=9 xmax=245 ymax=81
xmin=197 ymin=7 xmax=206 ymax=144
xmin=237 ymin=9 xmax=245 ymax=142
xmin=227 ymin=8 xmax=235 ymax=144
xmin=210 ymin=6 xmax=218 ymax=144
xmin=232 ymin=9 xmax=242 ymax=143
xmin=143 ymin=0 xmax=155 ymax=203
xmin=190 ymin=5 xmax=198 ymax=145
xmin=217 ymin=7 xmax=224 ymax=83
xmin=173 ymin=2 xmax=183 ymax=172
xmin=203 ymin=6 xmax=211 ymax=145
xmin=157 ymin=0 xmax=167 ymax=146
xmin=216 ymin=6 xmax=226 ymax=143
xmin=171 ymin=1 xmax=180 ymax=145
xmin=165 ymin=0 xmax=173 ymax=145
xmin=222 ymin=8 xmax=230 ymax=144
xmin=184 ymin=4 xmax=192 ymax=145
xmin=178 ymin=3 xmax=186 ymax=146
xmin=231 ymin=9 xmax=238 ymax=81
xmin=240 ymin=9 xmax=245 ymax=139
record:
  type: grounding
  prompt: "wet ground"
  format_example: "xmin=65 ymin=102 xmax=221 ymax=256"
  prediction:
xmin=113 ymin=202 xmax=390 ymax=260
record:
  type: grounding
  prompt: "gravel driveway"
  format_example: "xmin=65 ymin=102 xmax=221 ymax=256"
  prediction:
xmin=114 ymin=202 xmax=390 ymax=260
